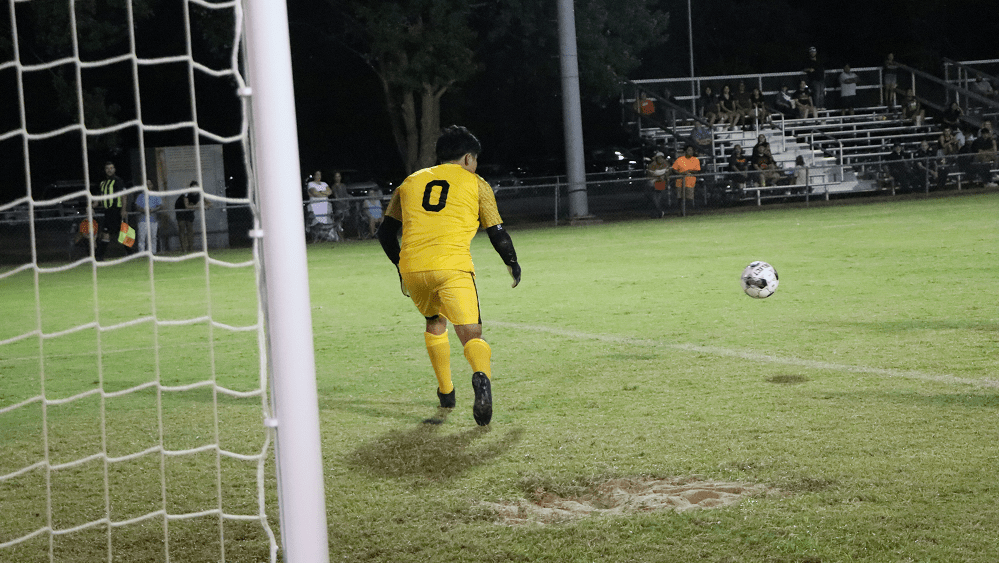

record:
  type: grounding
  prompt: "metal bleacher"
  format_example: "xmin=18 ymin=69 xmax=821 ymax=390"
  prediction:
xmin=624 ymin=60 xmax=999 ymax=204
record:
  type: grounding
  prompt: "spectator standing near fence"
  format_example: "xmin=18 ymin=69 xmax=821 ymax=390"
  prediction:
xmin=175 ymin=181 xmax=210 ymax=253
xmin=133 ymin=179 xmax=163 ymax=254
xmin=804 ymin=46 xmax=826 ymax=110
xmin=671 ymin=145 xmax=700 ymax=205
xmin=363 ymin=188 xmax=384 ymax=238
xmin=838 ymin=65 xmax=859 ymax=116
xmin=330 ymin=171 xmax=350 ymax=239
xmin=647 ymin=151 xmax=670 ymax=217
xmin=307 ymin=170 xmax=333 ymax=228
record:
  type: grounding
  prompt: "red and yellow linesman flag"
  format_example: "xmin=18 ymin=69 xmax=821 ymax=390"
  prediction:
xmin=118 ymin=222 xmax=136 ymax=247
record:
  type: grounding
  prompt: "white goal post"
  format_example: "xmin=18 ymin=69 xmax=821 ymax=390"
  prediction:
xmin=243 ymin=0 xmax=331 ymax=561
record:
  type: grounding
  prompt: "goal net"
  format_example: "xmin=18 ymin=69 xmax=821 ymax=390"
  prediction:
xmin=1 ymin=1 xmax=328 ymax=562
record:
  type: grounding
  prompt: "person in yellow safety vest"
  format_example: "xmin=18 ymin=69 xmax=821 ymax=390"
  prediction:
xmin=93 ymin=161 xmax=132 ymax=260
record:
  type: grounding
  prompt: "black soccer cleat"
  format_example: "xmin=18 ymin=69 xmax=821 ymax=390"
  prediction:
xmin=471 ymin=372 xmax=492 ymax=426
xmin=437 ymin=388 xmax=456 ymax=409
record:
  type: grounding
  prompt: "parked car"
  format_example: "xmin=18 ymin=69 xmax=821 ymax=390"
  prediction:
xmin=38 ymin=181 xmax=91 ymax=219
xmin=477 ymin=163 xmax=523 ymax=196
xmin=586 ymin=147 xmax=641 ymax=174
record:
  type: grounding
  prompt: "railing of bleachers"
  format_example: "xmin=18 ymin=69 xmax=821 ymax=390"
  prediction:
xmin=624 ymin=81 xmax=717 ymax=165
xmin=942 ymin=58 xmax=999 ymax=109
xmin=899 ymin=62 xmax=999 ymax=127
xmin=632 ymin=66 xmax=886 ymax=118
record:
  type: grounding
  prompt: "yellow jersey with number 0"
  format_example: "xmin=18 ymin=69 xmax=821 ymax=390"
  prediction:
xmin=384 ymin=163 xmax=502 ymax=273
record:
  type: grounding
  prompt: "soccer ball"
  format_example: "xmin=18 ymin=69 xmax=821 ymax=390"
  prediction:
xmin=741 ymin=261 xmax=779 ymax=299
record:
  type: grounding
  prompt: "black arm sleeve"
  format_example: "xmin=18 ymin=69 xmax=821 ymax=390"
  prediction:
xmin=486 ymin=224 xmax=518 ymax=266
xmin=377 ymin=216 xmax=402 ymax=265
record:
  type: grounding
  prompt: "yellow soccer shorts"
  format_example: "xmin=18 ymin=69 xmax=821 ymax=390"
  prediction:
xmin=401 ymin=270 xmax=481 ymax=326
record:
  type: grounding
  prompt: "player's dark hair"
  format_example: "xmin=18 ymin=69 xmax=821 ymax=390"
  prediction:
xmin=436 ymin=125 xmax=481 ymax=164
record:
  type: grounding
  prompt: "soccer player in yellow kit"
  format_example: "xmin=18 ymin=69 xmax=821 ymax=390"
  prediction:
xmin=377 ymin=125 xmax=521 ymax=426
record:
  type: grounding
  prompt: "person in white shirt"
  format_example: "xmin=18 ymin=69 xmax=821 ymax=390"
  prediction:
xmin=307 ymin=170 xmax=332 ymax=225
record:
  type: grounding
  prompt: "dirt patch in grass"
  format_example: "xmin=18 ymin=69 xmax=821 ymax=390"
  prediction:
xmin=480 ymin=476 xmax=772 ymax=525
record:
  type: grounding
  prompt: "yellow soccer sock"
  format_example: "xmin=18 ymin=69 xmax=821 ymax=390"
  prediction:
xmin=425 ymin=331 xmax=453 ymax=394
xmin=463 ymin=338 xmax=492 ymax=379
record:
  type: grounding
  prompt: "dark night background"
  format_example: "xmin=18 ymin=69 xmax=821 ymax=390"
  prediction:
xmin=2 ymin=0 xmax=998 ymax=200
xmin=287 ymin=0 xmax=999 ymax=184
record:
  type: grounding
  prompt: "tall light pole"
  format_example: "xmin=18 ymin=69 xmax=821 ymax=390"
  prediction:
xmin=557 ymin=0 xmax=591 ymax=221
xmin=687 ymin=0 xmax=696 ymax=112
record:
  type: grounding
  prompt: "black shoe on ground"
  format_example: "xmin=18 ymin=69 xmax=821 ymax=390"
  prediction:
xmin=437 ymin=388 xmax=456 ymax=409
xmin=471 ymin=372 xmax=492 ymax=426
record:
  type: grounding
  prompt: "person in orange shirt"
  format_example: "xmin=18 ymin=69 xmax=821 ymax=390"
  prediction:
xmin=71 ymin=217 xmax=99 ymax=259
xmin=671 ymin=145 xmax=700 ymax=204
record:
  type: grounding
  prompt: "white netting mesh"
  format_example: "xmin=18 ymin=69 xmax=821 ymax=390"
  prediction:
xmin=1 ymin=1 xmax=279 ymax=561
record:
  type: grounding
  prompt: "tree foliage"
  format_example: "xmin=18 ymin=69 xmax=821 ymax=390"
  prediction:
xmin=339 ymin=0 xmax=478 ymax=172
xmin=327 ymin=0 xmax=668 ymax=172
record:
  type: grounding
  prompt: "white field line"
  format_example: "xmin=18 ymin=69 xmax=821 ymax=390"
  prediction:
xmin=492 ymin=321 xmax=999 ymax=390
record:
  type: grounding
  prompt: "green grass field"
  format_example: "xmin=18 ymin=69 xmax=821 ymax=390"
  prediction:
xmin=2 ymin=192 xmax=998 ymax=562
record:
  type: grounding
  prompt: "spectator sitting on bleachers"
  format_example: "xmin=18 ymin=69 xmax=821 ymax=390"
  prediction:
xmin=885 ymin=143 xmax=917 ymax=192
xmin=794 ymin=80 xmax=818 ymax=120
xmin=955 ymin=126 xmax=969 ymax=150
xmin=699 ymin=85 xmax=721 ymax=126
xmin=750 ymin=134 xmax=768 ymax=159
xmin=971 ymin=74 xmax=996 ymax=99
xmin=939 ymin=127 xmax=960 ymax=156
xmin=718 ymin=84 xmax=740 ymax=130
xmin=687 ymin=122 xmax=713 ymax=156
xmin=773 ymin=84 xmax=796 ymax=118
xmin=900 ymin=89 xmax=925 ymax=126
xmin=727 ymin=144 xmax=750 ymax=190
xmin=912 ymin=140 xmax=936 ymax=189
xmin=748 ymin=87 xmax=771 ymax=129
xmin=735 ymin=81 xmax=753 ymax=129
xmin=791 ymin=155 xmax=809 ymax=194
xmin=753 ymin=143 xmax=779 ymax=187
xmin=970 ymin=127 xmax=997 ymax=185
xmin=634 ymin=91 xmax=655 ymax=115
xmin=941 ymin=101 xmax=963 ymax=130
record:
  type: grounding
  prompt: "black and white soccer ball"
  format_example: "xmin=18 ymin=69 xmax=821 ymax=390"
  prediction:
xmin=741 ymin=261 xmax=779 ymax=299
